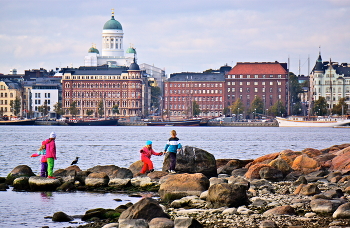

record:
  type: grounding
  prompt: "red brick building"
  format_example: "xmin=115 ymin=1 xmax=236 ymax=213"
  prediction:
xmin=164 ymin=72 xmax=226 ymax=118
xmin=225 ymin=62 xmax=288 ymax=115
xmin=61 ymin=64 xmax=149 ymax=118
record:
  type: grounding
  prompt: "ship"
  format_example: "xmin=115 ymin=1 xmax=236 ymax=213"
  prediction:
xmin=145 ymin=119 xmax=201 ymax=126
xmin=65 ymin=118 xmax=118 ymax=126
xmin=0 ymin=119 xmax=36 ymax=125
xmin=276 ymin=116 xmax=350 ymax=127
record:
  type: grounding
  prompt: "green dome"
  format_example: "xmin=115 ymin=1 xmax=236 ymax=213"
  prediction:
xmin=88 ymin=47 xmax=99 ymax=54
xmin=126 ymin=47 xmax=136 ymax=54
xmin=103 ymin=16 xmax=122 ymax=30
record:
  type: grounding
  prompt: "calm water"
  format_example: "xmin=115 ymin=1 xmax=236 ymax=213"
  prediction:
xmin=0 ymin=125 xmax=349 ymax=227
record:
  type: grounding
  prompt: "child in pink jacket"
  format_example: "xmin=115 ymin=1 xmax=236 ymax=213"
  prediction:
xmin=31 ymin=144 xmax=48 ymax=177
xmin=42 ymin=132 xmax=57 ymax=179
xmin=139 ymin=140 xmax=163 ymax=174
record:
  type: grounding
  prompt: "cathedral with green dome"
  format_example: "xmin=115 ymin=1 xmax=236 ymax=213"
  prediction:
xmin=84 ymin=10 xmax=136 ymax=68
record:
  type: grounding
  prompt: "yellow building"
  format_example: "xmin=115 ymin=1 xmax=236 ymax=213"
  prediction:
xmin=0 ymin=80 xmax=23 ymax=118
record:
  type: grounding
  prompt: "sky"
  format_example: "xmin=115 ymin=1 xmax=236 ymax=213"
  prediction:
xmin=0 ymin=0 xmax=349 ymax=76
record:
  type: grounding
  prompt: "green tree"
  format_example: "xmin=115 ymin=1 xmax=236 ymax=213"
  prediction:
xmin=269 ymin=100 xmax=287 ymax=117
xmin=292 ymin=102 xmax=302 ymax=115
xmin=38 ymin=100 xmax=50 ymax=117
xmin=249 ymin=96 xmax=264 ymax=115
xmin=98 ymin=100 xmax=104 ymax=117
xmin=191 ymin=101 xmax=201 ymax=116
xmin=313 ymin=96 xmax=328 ymax=116
xmin=223 ymin=107 xmax=230 ymax=116
xmin=10 ymin=97 xmax=21 ymax=116
xmin=332 ymin=98 xmax=348 ymax=115
xmin=53 ymin=102 xmax=64 ymax=117
xmin=86 ymin=109 xmax=94 ymax=117
xmin=230 ymin=98 xmax=244 ymax=116
xmin=69 ymin=101 xmax=79 ymax=117
xmin=289 ymin=72 xmax=302 ymax=104
xmin=112 ymin=105 xmax=119 ymax=115
xmin=151 ymin=86 xmax=161 ymax=114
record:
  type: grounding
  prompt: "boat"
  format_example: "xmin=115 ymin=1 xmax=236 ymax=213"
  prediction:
xmin=276 ymin=116 xmax=350 ymax=127
xmin=145 ymin=119 xmax=201 ymax=126
xmin=0 ymin=119 xmax=36 ymax=125
xmin=65 ymin=118 xmax=118 ymax=126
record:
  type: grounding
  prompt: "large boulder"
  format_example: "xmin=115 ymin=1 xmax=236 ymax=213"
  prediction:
xmin=259 ymin=167 xmax=284 ymax=182
xmin=218 ymin=159 xmax=253 ymax=175
xmin=159 ymin=173 xmax=209 ymax=201
xmin=85 ymin=172 xmax=109 ymax=187
xmin=129 ymin=160 xmax=144 ymax=176
xmin=6 ymin=165 xmax=35 ymax=185
xmin=278 ymin=149 xmax=301 ymax=166
xmin=206 ymin=182 xmax=249 ymax=208
xmin=52 ymin=211 xmax=73 ymax=222
xmin=110 ymin=168 xmax=133 ymax=179
xmin=245 ymin=164 xmax=271 ymax=179
xmin=119 ymin=197 xmax=170 ymax=222
xmin=268 ymin=158 xmax=292 ymax=176
xmin=333 ymin=202 xmax=350 ymax=219
xmin=13 ymin=177 xmax=30 ymax=191
xmin=53 ymin=169 xmax=77 ymax=183
xmin=162 ymin=146 xmax=217 ymax=178
xmin=29 ymin=176 xmax=62 ymax=191
xmin=291 ymin=154 xmax=320 ymax=174
xmin=330 ymin=147 xmax=350 ymax=173
xmin=149 ymin=217 xmax=174 ymax=228
xmin=87 ymin=165 xmax=120 ymax=176
xmin=247 ymin=152 xmax=280 ymax=167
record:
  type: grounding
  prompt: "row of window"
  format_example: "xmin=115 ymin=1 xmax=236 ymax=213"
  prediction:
xmin=227 ymin=74 xmax=284 ymax=79
xmin=227 ymin=81 xmax=282 ymax=86
xmin=166 ymin=96 xmax=222 ymax=102
xmin=63 ymin=100 xmax=140 ymax=108
xmin=227 ymin=94 xmax=281 ymax=100
xmin=34 ymin=100 xmax=51 ymax=105
xmin=64 ymin=74 xmax=140 ymax=80
xmin=166 ymin=104 xmax=223 ymax=110
xmin=228 ymin=87 xmax=282 ymax=93
xmin=65 ymin=82 xmax=141 ymax=89
xmin=0 ymin=100 xmax=8 ymax=105
xmin=0 ymin=93 xmax=14 ymax=98
xmin=168 ymin=89 xmax=222 ymax=95
xmin=0 ymin=107 xmax=8 ymax=112
xmin=34 ymin=93 xmax=51 ymax=98
xmin=167 ymin=83 xmax=223 ymax=88
xmin=65 ymin=91 xmax=141 ymax=99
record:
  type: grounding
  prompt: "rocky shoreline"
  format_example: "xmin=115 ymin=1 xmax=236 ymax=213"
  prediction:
xmin=2 ymin=144 xmax=350 ymax=228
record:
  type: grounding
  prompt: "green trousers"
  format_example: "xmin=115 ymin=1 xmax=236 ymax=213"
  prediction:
xmin=47 ymin=158 xmax=55 ymax=177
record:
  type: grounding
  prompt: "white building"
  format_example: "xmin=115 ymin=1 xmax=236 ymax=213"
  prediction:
xmin=310 ymin=53 xmax=350 ymax=111
xmin=84 ymin=11 xmax=135 ymax=68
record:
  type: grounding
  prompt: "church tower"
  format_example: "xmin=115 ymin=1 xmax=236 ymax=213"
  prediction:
xmin=101 ymin=9 xmax=124 ymax=58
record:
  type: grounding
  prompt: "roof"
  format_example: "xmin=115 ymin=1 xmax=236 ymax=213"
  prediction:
xmin=62 ymin=66 xmax=129 ymax=76
xmin=88 ymin=47 xmax=99 ymax=54
xmin=103 ymin=15 xmax=122 ymax=30
xmin=168 ymin=73 xmax=225 ymax=82
xmin=228 ymin=62 xmax=288 ymax=75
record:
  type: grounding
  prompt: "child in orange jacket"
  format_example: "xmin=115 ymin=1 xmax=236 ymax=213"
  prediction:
xmin=139 ymin=140 xmax=163 ymax=174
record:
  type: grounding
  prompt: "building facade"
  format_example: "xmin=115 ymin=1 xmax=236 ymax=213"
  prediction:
xmin=225 ymin=62 xmax=288 ymax=115
xmin=61 ymin=64 xmax=148 ymax=118
xmin=164 ymin=72 xmax=226 ymax=118
xmin=0 ymin=80 xmax=22 ymax=117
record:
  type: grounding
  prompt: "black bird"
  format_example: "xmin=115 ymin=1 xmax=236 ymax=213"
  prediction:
xmin=71 ymin=157 xmax=79 ymax=165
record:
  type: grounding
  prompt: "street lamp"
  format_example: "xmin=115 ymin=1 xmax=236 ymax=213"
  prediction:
xmin=237 ymin=108 xmax=240 ymax=121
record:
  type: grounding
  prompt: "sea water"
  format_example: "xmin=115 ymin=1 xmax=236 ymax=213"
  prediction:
xmin=0 ymin=125 xmax=349 ymax=227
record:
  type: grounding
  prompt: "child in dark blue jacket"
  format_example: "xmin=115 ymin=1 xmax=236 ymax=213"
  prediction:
xmin=164 ymin=130 xmax=182 ymax=173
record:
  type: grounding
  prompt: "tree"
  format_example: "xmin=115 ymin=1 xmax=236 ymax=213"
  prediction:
xmin=53 ymin=102 xmax=64 ymax=118
xmin=151 ymin=86 xmax=161 ymax=114
xmin=112 ymin=105 xmax=119 ymax=116
xmin=191 ymin=101 xmax=201 ymax=116
xmin=98 ymin=100 xmax=104 ymax=117
xmin=313 ymin=96 xmax=328 ymax=116
xmin=292 ymin=102 xmax=302 ymax=115
xmin=10 ymin=97 xmax=21 ymax=116
xmin=230 ymin=98 xmax=244 ymax=116
xmin=289 ymin=72 xmax=302 ymax=104
xmin=86 ymin=109 xmax=94 ymax=117
xmin=38 ymin=100 xmax=50 ymax=118
xmin=69 ymin=101 xmax=79 ymax=118
xmin=269 ymin=100 xmax=287 ymax=117
xmin=223 ymin=107 xmax=230 ymax=116
xmin=249 ymin=96 xmax=264 ymax=115
xmin=332 ymin=98 xmax=348 ymax=115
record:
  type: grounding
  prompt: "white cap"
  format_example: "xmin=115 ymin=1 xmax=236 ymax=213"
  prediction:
xmin=50 ymin=132 xmax=56 ymax=138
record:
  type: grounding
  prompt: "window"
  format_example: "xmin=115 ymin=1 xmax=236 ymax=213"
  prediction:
xmin=255 ymin=88 xmax=258 ymax=92
xmin=270 ymin=82 xmax=273 ymax=85
xmin=254 ymin=82 xmax=258 ymax=85
xmin=247 ymin=82 xmax=250 ymax=85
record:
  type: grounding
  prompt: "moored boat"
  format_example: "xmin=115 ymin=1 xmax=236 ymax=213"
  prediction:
xmin=145 ymin=119 xmax=201 ymax=126
xmin=65 ymin=118 xmax=118 ymax=126
xmin=276 ymin=116 xmax=350 ymax=127
xmin=0 ymin=119 xmax=36 ymax=125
